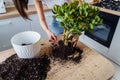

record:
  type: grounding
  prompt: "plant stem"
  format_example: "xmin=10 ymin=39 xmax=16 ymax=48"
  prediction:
xmin=63 ymin=29 xmax=69 ymax=46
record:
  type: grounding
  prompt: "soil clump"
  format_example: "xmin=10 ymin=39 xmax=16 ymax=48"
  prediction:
xmin=51 ymin=40 xmax=83 ymax=63
xmin=0 ymin=54 xmax=50 ymax=80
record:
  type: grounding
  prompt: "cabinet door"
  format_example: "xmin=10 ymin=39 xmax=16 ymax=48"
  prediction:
xmin=108 ymin=19 xmax=120 ymax=65
xmin=0 ymin=17 xmax=30 ymax=51
xmin=29 ymin=11 xmax=53 ymax=39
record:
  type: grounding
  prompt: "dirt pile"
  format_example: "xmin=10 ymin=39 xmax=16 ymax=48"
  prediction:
xmin=0 ymin=54 xmax=50 ymax=80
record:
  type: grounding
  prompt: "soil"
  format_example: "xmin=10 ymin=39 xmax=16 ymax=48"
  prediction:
xmin=21 ymin=43 xmax=32 ymax=46
xmin=51 ymin=40 xmax=83 ymax=63
xmin=0 ymin=54 xmax=50 ymax=80
xmin=0 ymin=40 xmax=83 ymax=80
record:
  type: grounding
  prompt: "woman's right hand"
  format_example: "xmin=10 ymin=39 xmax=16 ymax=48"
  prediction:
xmin=46 ymin=30 xmax=58 ymax=43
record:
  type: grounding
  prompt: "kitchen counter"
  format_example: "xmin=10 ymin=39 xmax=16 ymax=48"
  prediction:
xmin=0 ymin=5 xmax=51 ymax=19
xmin=0 ymin=37 xmax=115 ymax=80
xmin=0 ymin=4 xmax=120 ymax=20
xmin=98 ymin=7 xmax=120 ymax=16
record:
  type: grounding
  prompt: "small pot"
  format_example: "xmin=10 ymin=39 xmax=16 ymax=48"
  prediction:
xmin=11 ymin=31 xmax=41 ymax=58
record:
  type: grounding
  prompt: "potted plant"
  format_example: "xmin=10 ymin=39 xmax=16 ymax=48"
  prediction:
xmin=52 ymin=0 xmax=102 ymax=62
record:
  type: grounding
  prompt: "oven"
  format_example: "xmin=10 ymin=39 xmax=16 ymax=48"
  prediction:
xmin=84 ymin=11 xmax=119 ymax=48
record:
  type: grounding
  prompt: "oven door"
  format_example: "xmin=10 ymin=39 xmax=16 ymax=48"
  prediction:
xmin=84 ymin=11 xmax=119 ymax=48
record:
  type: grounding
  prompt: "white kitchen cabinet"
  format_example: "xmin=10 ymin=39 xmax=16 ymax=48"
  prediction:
xmin=0 ymin=17 xmax=31 ymax=51
xmin=108 ymin=19 xmax=120 ymax=65
xmin=29 ymin=11 xmax=53 ymax=39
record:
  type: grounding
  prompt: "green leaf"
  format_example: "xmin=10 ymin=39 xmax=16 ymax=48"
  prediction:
xmin=99 ymin=19 xmax=103 ymax=24
xmin=60 ymin=22 xmax=64 ymax=27
xmin=53 ymin=4 xmax=58 ymax=12
xmin=89 ymin=23 xmax=94 ymax=29
xmin=52 ymin=10 xmax=56 ymax=14
xmin=56 ymin=16 xmax=65 ymax=22
xmin=92 ymin=20 xmax=96 ymax=24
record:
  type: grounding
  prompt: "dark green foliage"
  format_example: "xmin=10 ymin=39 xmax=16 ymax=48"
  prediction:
xmin=52 ymin=0 xmax=102 ymax=34
xmin=52 ymin=0 xmax=102 ymax=45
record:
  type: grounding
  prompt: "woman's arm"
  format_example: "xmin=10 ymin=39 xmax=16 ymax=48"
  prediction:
xmin=34 ymin=0 xmax=49 ymax=33
xmin=34 ymin=0 xmax=57 ymax=41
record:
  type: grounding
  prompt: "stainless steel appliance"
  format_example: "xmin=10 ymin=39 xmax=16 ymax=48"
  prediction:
xmin=85 ymin=11 xmax=119 ymax=48
xmin=80 ymin=1 xmax=120 ymax=65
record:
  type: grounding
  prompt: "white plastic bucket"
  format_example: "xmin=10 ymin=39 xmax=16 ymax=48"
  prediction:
xmin=11 ymin=31 xmax=41 ymax=58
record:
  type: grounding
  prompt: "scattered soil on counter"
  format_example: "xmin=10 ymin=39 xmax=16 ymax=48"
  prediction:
xmin=0 ymin=40 xmax=83 ymax=80
xmin=0 ymin=54 xmax=50 ymax=80
xmin=51 ymin=40 xmax=83 ymax=63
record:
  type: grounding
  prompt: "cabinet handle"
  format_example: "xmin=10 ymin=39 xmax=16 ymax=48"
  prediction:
xmin=0 ymin=21 xmax=12 ymax=26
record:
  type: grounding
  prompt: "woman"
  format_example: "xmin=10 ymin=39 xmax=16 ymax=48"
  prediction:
xmin=13 ymin=0 xmax=81 ymax=42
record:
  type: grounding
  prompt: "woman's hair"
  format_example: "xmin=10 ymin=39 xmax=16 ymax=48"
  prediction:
xmin=13 ymin=0 xmax=29 ymax=19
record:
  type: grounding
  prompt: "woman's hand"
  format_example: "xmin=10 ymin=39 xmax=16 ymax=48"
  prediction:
xmin=46 ymin=30 xmax=58 ymax=43
xmin=68 ymin=34 xmax=79 ymax=47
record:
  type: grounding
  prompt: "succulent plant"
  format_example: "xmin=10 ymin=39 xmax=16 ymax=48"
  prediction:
xmin=52 ymin=0 xmax=102 ymax=46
